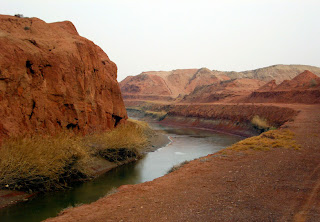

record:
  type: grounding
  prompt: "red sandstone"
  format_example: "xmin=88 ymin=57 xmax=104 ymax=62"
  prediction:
xmin=0 ymin=15 xmax=127 ymax=141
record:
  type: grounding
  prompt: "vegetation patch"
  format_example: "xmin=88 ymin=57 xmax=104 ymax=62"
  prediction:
xmin=251 ymin=115 xmax=276 ymax=132
xmin=167 ymin=160 xmax=189 ymax=174
xmin=145 ymin=110 xmax=167 ymax=121
xmin=227 ymin=129 xmax=301 ymax=152
xmin=87 ymin=119 xmax=150 ymax=162
xmin=0 ymin=119 xmax=151 ymax=192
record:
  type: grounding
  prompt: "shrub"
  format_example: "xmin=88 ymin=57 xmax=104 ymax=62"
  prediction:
xmin=14 ymin=14 xmax=24 ymax=18
xmin=0 ymin=132 xmax=92 ymax=191
xmin=310 ymin=79 xmax=317 ymax=87
xmin=145 ymin=110 xmax=167 ymax=121
xmin=87 ymin=119 xmax=149 ymax=152
xmin=251 ymin=115 xmax=271 ymax=130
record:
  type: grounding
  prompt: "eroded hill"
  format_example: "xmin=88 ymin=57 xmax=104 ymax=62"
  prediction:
xmin=243 ymin=70 xmax=320 ymax=104
xmin=0 ymin=15 xmax=127 ymax=141
xmin=120 ymin=65 xmax=320 ymax=102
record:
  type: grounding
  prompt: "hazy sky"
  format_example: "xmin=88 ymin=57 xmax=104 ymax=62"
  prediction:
xmin=2 ymin=0 xmax=320 ymax=81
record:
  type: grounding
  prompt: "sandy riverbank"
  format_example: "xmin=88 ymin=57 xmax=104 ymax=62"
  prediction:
xmin=45 ymin=103 xmax=320 ymax=222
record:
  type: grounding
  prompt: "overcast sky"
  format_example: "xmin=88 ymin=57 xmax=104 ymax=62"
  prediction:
xmin=2 ymin=0 xmax=320 ymax=81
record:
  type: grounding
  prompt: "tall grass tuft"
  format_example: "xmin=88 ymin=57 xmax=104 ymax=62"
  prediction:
xmin=251 ymin=115 xmax=272 ymax=131
xmin=86 ymin=119 xmax=150 ymax=162
xmin=0 ymin=132 xmax=92 ymax=191
xmin=0 ymin=119 xmax=151 ymax=192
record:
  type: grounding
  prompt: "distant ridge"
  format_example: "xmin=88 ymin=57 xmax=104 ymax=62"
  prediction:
xmin=120 ymin=65 xmax=320 ymax=101
xmin=221 ymin=64 xmax=320 ymax=83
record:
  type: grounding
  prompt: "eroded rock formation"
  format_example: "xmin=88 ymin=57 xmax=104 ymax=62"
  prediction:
xmin=120 ymin=68 xmax=223 ymax=100
xmin=243 ymin=70 xmax=320 ymax=104
xmin=182 ymin=78 xmax=266 ymax=103
xmin=0 ymin=15 xmax=127 ymax=140
xmin=120 ymin=65 xmax=320 ymax=102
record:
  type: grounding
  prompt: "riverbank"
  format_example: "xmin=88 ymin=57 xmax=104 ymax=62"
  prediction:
xmin=126 ymin=102 xmax=298 ymax=137
xmin=46 ymin=103 xmax=320 ymax=221
xmin=0 ymin=120 xmax=170 ymax=209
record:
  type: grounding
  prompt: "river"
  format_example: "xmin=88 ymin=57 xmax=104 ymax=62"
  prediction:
xmin=0 ymin=122 xmax=242 ymax=222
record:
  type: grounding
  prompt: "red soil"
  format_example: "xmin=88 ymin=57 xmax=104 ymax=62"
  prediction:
xmin=256 ymin=80 xmax=277 ymax=91
xmin=120 ymin=68 xmax=220 ymax=100
xmin=182 ymin=78 xmax=266 ymax=103
xmin=46 ymin=103 xmax=320 ymax=222
xmin=0 ymin=15 xmax=127 ymax=141
xmin=275 ymin=70 xmax=320 ymax=90
xmin=167 ymin=103 xmax=297 ymax=127
xmin=243 ymin=71 xmax=320 ymax=104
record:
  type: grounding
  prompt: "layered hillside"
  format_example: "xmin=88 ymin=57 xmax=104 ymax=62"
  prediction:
xmin=182 ymin=78 xmax=265 ymax=103
xmin=0 ymin=15 xmax=127 ymax=140
xmin=224 ymin=64 xmax=320 ymax=83
xmin=244 ymin=71 xmax=320 ymax=104
xmin=120 ymin=65 xmax=320 ymax=101
xmin=120 ymin=68 xmax=226 ymax=100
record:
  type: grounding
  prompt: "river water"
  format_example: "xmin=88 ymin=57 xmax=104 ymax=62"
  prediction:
xmin=0 ymin=122 xmax=242 ymax=222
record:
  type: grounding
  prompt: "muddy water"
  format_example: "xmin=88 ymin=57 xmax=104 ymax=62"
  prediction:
xmin=0 ymin=122 xmax=242 ymax=222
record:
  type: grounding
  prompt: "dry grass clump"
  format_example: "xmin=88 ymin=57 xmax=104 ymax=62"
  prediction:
xmin=87 ymin=119 xmax=150 ymax=162
xmin=167 ymin=160 xmax=189 ymax=174
xmin=228 ymin=129 xmax=301 ymax=152
xmin=0 ymin=119 xmax=151 ymax=192
xmin=88 ymin=119 xmax=149 ymax=150
xmin=145 ymin=110 xmax=167 ymax=121
xmin=0 ymin=132 xmax=92 ymax=191
xmin=251 ymin=115 xmax=271 ymax=130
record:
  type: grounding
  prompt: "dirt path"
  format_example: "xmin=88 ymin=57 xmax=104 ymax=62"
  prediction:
xmin=46 ymin=103 xmax=320 ymax=222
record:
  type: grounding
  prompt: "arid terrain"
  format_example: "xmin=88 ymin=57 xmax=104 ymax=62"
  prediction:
xmin=46 ymin=103 xmax=320 ymax=222
xmin=0 ymin=14 xmax=131 ymax=209
xmin=45 ymin=66 xmax=320 ymax=221
xmin=1 ymin=12 xmax=320 ymax=222
xmin=120 ymin=65 xmax=320 ymax=102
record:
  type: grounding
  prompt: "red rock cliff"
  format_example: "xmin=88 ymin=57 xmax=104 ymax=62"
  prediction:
xmin=0 ymin=15 xmax=127 ymax=140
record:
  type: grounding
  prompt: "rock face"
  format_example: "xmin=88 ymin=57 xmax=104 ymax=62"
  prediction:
xmin=0 ymin=15 xmax=127 ymax=140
